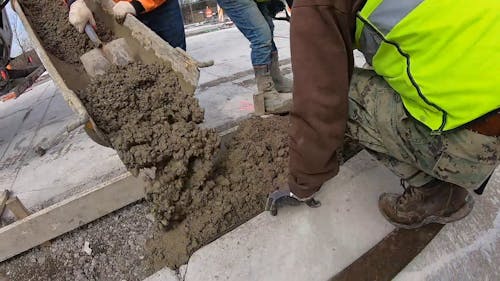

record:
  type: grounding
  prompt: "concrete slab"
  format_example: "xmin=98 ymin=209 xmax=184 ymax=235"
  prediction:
xmin=38 ymin=90 xmax=75 ymax=126
xmin=395 ymin=167 xmax=500 ymax=281
xmin=0 ymin=80 xmax=53 ymax=118
xmin=187 ymin=22 xmax=293 ymax=128
xmin=143 ymin=267 xmax=179 ymax=281
xmin=0 ymin=90 xmax=53 ymax=169
xmin=0 ymin=79 xmax=125 ymax=217
xmin=0 ymin=110 xmax=26 ymax=161
xmin=198 ymin=81 xmax=254 ymax=129
xmin=183 ymin=151 xmax=401 ymax=281
xmin=10 ymin=127 xmax=125 ymax=210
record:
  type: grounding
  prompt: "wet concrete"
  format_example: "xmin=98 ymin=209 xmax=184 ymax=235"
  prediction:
xmin=21 ymin=0 xmax=113 ymax=65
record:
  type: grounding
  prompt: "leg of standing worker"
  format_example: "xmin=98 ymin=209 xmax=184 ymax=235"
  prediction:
xmin=256 ymin=2 xmax=277 ymax=53
xmin=217 ymin=0 xmax=291 ymax=113
xmin=347 ymin=68 xmax=499 ymax=228
xmin=257 ymin=1 xmax=293 ymax=93
xmin=217 ymin=0 xmax=273 ymax=66
xmin=137 ymin=0 xmax=187 ymax=50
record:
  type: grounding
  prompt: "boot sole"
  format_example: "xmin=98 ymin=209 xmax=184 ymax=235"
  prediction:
xmin=379 ymin=194 xmax=475 ymax=230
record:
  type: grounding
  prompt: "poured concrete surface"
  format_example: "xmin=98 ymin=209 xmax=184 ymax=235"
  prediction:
xmin=0 ymin=77 xmax=125 ymax=218
xmin=395 ymin=167 xmax=500 ymax=281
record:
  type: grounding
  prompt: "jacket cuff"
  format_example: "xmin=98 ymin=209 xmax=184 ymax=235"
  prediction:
xmin=67 ymin=0 xmax=78 ymax=7
xmin=131 ymin=0 xmax=146 ymax=14
xmin=288 ymin=176 xmax=322 ymax=199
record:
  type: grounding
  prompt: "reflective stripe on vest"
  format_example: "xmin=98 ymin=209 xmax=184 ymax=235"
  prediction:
xmin=357 ymin=0 xmax=423 ymax=64
xmin=355 ymin=0 xmax=500 ymax=133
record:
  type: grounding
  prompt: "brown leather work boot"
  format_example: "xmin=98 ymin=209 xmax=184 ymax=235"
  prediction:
xmin=378 ymin=180 xmax=474 ymax=229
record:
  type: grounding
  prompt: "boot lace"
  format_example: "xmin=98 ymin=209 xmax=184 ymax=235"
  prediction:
xmin=398 ymin=185 xmax=424 ymax=205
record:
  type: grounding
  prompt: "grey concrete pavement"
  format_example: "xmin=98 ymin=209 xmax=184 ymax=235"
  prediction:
xmin=143 ymin=267 xmax=179 ymax=281
xmin=0 ymin=77 xmax=125 ymax=218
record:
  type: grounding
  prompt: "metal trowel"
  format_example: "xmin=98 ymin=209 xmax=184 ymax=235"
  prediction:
xmin=80 ymin=24 xmax=135 ymax=77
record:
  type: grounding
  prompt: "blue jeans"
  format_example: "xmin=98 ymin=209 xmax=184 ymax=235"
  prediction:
xmin=137 ymin=0 xmax=187 ymax=50
xmin=217 ymin=0 xmax=278 ymax=66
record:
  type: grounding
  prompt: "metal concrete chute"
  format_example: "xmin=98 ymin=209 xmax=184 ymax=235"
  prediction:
xmin=11 ymin=0 xmax=200 ymax=147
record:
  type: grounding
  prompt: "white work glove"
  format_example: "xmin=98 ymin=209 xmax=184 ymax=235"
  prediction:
xmin=113 ymin=1 xmax=137 ymax=23
xmin=68 ymin=0 xmax=96 ymax=33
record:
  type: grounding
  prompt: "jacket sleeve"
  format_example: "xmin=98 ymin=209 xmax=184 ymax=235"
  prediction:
xmin=129 ymin=0 xmax=167 ymax=13
xmin=288 ymin=0 xmax=361 ymax=198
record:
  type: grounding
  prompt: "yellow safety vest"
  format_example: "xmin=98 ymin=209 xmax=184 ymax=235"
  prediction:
xmin=355 ymin=0 xmax=500 ymax=133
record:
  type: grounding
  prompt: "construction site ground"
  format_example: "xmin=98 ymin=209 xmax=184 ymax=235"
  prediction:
xmin=0 ymin=22 xmax=499 ymax=281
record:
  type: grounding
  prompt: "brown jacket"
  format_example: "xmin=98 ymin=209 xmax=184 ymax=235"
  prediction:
xmin=288 ymin=0 xmax=366 ymax=198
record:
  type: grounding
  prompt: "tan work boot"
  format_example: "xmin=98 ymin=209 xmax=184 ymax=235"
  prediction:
xmin=254 ymin=65 xmax=292 ymax=115
xmin=270 ymin=52 xmax=293 ymax=93
xmin=378 ymin=180 xmax=474 ymax=229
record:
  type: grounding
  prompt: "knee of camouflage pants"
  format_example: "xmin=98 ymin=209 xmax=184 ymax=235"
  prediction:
xmin=347 ymin=68 xmax=500 ymax=189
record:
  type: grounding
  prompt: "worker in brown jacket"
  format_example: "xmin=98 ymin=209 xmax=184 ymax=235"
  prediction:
xmin=274 ymin=0 xmax=500 ymax=229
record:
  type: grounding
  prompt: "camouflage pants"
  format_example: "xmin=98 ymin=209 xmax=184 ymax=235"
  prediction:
xmin=347 ymin=69 xmax=499 ymax=189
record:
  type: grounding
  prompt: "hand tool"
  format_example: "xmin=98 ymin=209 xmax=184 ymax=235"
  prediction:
xmin=80 ymin=24 xmax=135 ymax=77
xmin=265 ymin=190 xmax=321 ymax=216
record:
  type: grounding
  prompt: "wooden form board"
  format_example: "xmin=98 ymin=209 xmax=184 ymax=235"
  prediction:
xmin=5 ymin=196 xmax=31 ymax=220
xmin=0 ymin=173 xmax=146 ymax=262
xmin=0 ymin=190 xmax=8 ymax=216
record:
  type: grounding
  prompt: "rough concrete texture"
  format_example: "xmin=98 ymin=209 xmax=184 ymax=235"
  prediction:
xmin=395 ymin=166 xmax=500 ymax=281
xmin=21 ymin=0 xmax=114 ymax=65
xmin=78 ymin=63 xmax=295 ymax=268
xmin=176 ymin=151 xmax=403 ymax=281
xmin=145 ymin=116 xmax=290 ymax=269
xmin=78 ymin=63 xmax=219 ymax=230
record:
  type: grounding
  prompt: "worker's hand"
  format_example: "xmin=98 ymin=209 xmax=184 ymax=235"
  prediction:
xmin=265 ymin=186 xmax=321 ymax=216
xmin=112 ymin=1 xmax=137 ymax=24
xmin=68 ymin=0 xmax=96 ymax=33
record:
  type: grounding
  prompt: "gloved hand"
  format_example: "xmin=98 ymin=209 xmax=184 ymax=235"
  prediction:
xmin=265 ymin=187 xmax=321 ymax=216
xmin=113 ymin=1 xmax=137 ymax=23
xmin=68 ymin=0 xmax=96 ymax=33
